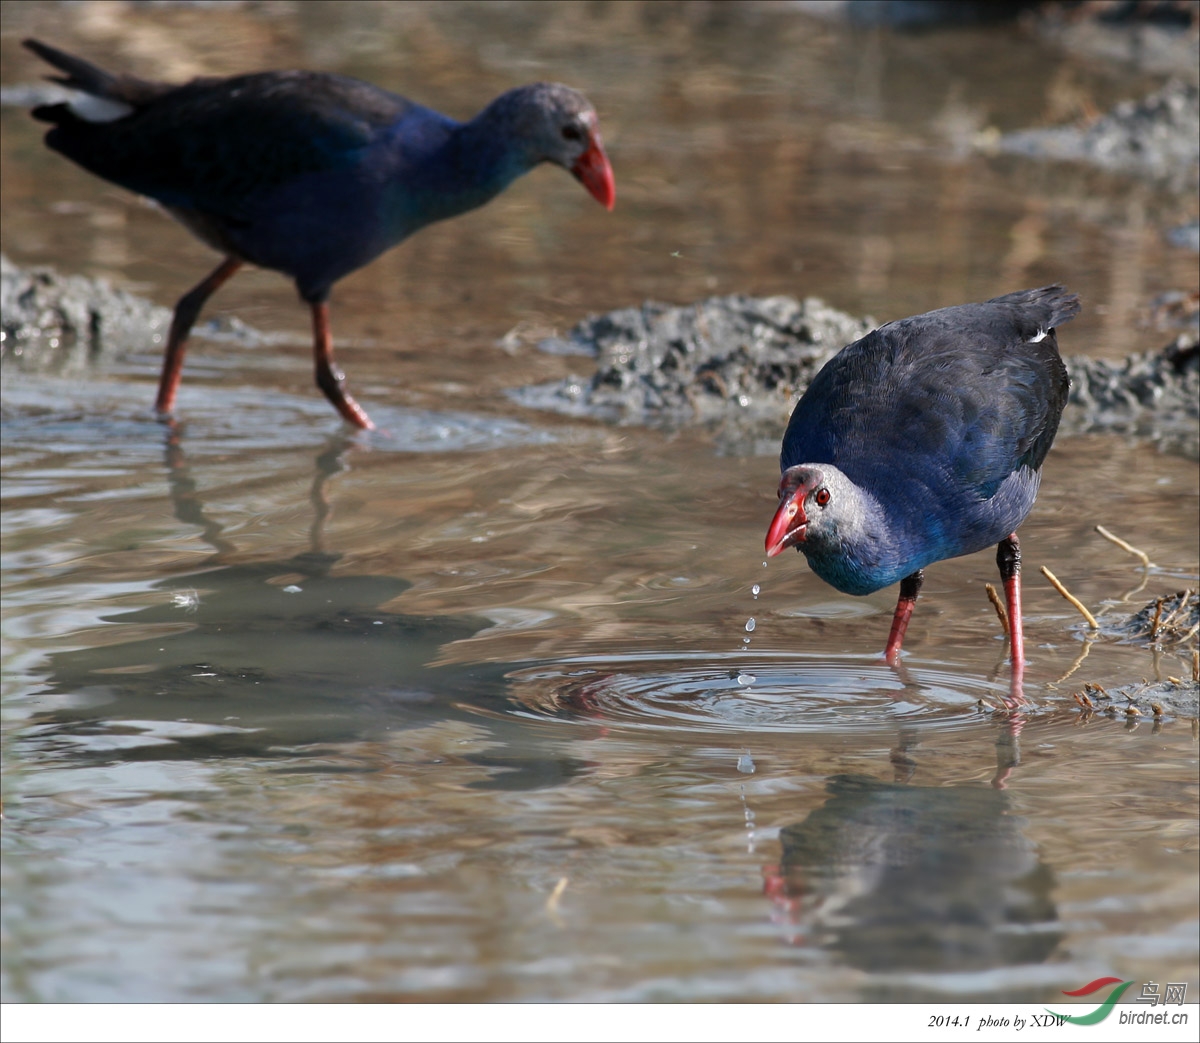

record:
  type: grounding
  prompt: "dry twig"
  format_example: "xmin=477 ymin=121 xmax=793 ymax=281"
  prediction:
xmin=1042 ymin=567 xmax=1099 ymax=629
xmin=985 ymin=583 xmax=1009 ymax=635
xmin=1095 ymin=525 xmax=1152 ymax=569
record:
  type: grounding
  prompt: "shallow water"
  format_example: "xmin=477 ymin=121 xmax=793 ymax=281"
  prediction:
xmin=2 ymin=1 xmax=1197 ymax=1004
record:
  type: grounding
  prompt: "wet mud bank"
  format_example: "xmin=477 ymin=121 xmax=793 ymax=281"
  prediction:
xmin=511 ymin=293 xmax=876 ymax=430
xmin=1071 ymin=675 xmax=1199 ymax=722
xmin=0 ymin=252 xmax=168 ymax=374
xmin=1069 ymin=589 xmax=1200 ymax=718
xmin=4 ymin=258 xmax=1197 ymax=458
xmin=998 ymin=79 xmax=1199 ymax=192
xmin=1031 ymin=1 xmax=1200 ymax=82
xmin=515 ymin=292 xmax=1199 ymax=458
xmin=1058 ymin=328 xmax=1199 ymax=457
xmin=0 ymin=253 xmax=265 ymax=377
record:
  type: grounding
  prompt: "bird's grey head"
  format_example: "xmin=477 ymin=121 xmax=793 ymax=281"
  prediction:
xmin=484 ymin=82 xmax=614 ymax=209
xmin=765 ymin=464 xmax=871 ymax=559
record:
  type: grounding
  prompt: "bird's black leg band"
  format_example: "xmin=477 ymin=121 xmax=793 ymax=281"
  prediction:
xmin=996 ymin=534 xmax=1021 ymax=582
xmin=899 ymin=570 xmax=924 ymax=603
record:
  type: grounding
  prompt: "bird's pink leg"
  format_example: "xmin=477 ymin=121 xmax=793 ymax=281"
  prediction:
xmin=311 ymin=301 xmax=375 ymax=430
xmin=997 ymin=534 xmax=1026 ymax=703
xmin=156 ymin=256 xmax=243 ymax=417
xmin=884 ymin=569 xmax=924 ymax=665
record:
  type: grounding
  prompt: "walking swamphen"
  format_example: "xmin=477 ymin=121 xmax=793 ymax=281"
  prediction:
xmin=23 ymin=39 xmax=615 ymax=429
xmin=765 ymin=286 xmax=1077 ymax=681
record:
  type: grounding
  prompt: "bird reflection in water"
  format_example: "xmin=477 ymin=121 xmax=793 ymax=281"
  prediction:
xmin=31 ymin=427 xmax=585 ymax=788
xmin=762 ymin=767 xmax=1061 ymax=997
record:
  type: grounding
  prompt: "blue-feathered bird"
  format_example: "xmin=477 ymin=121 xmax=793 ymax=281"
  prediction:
xmin=24 ymin=39 xmax=615 ymax=429
xmin=766 ymin=286 xmax=1077 ymax=677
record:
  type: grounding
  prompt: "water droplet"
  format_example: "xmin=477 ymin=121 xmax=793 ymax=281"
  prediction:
xmin=751 ymin=584 xmax=760 ymax=597
xmin=282 ymin=585 xmax=302 ymax=594
xmin=736 ymin=672 xmax=756 ymax=686
xmin=737 ymin=753 xmax=756 ymax=774
xmin=745 ymin=617 xmax=756 ymax=632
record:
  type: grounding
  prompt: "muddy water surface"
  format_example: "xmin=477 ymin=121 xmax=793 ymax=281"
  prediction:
xmin=2 ymin=1 xmax=1197 ymax=1003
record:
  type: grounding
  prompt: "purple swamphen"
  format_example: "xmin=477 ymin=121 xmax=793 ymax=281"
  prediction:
xmin=23 ymin=39 xmax=616 ymax=429
xmin=765 ymin=286 xmax=1077 ymax=683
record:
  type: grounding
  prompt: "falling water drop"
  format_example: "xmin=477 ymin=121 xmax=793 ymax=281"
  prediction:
xmin=736 ymin=672 xmax=756 ymax=686
xmin=745 ymin=617 xmax=756 ymax=632
xmin=751 ymin=584 xmax=760 ymax=598
xmin=737 ymin=752 xmax=756 ymax=774
xmin=739 ymin=784 xmax=757 ymax=853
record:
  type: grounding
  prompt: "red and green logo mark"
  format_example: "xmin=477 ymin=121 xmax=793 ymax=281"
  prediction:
xmin=1048 ymin=977 xmax=1136 ymax=1025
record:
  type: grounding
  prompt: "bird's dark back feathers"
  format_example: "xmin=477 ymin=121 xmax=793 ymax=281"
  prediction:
xmin=781 ymin=286 xmax=1076 ymax=511
xmin=25 ymin=39 xmax=427 ymax=216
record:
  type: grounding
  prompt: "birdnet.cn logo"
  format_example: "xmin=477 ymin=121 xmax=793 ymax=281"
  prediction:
xmin=1046 ymin=976 xmax=1190 ymax=1026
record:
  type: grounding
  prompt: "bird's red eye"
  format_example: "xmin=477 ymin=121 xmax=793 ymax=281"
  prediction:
xmin=815 ymin=487 xmax=831 ymax=507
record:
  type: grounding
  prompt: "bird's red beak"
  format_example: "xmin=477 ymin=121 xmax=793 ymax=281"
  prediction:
xmin=765 ymin=490 xmax=807 ymax=558
xmin=571 ymin=133 xmax=615 ymax=211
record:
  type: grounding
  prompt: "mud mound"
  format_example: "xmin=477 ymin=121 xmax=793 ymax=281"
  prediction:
xmin=998 ymin=80 xmax=1199 ymax=190
xmin=512 ymin=294 xmax=874 ymax=429
xmin=1106 ymin=589 xmax=1199 ymax=647
xmin=516 ymin=292 xmax=1200 ymax=457
xmin=1071 ymin=677 xmax=1198 ymax=721
xmin=1 ymin=253 xmax=169 ymax=374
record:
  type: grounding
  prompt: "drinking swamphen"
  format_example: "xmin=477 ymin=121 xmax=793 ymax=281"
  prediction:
xmin=23 ymin=39 xmax=616 ymax=429
xmin=765 ymin=286 xmax=1077 ymax=680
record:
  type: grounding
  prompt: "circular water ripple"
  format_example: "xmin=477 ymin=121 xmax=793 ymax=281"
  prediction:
xmin=503 ymin=652 xmax=1010 ymax=733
